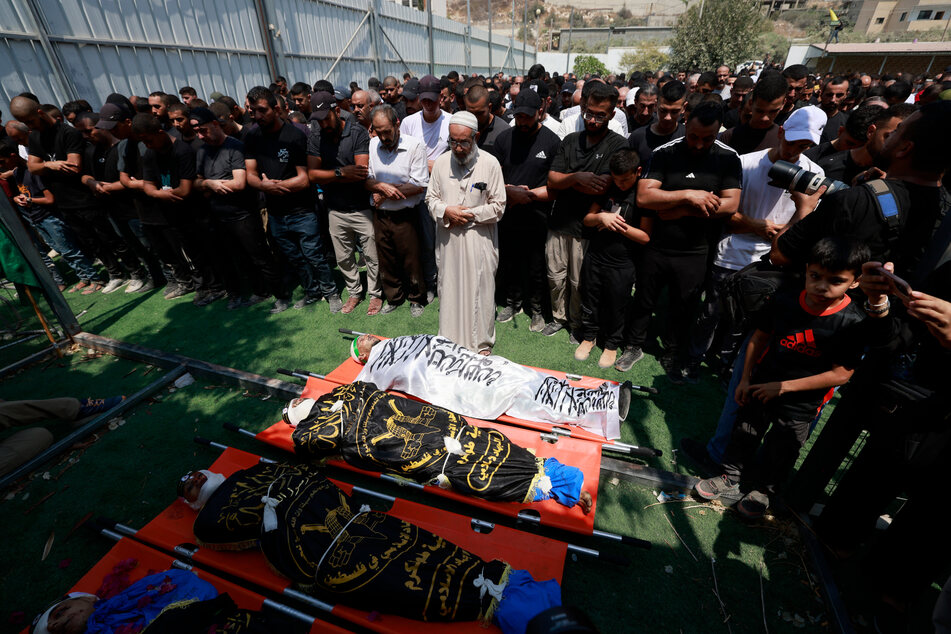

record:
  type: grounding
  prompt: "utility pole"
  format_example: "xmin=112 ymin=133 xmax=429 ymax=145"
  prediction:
xmin=565 ymin=7 xmax=574 ymax=75
xmin=522 ymin=0 xmax=528 ymax=73
xmin=489 ymin=0 xmax=493 ymax=74
xmin=426 ymin=0 xmax=435 ymax=74
xmin=511 ymin=0 xmax=516 ymax=75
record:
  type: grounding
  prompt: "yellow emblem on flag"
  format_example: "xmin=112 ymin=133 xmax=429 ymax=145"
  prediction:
xmin=830 ymin=8 xmax=840 ymax=21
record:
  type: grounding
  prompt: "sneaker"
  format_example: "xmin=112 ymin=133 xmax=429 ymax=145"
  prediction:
xmin=367 ymin=297 xmax=383 ymax=316
xmin=379 ymin=302 xmax=399 ymax=315
xmin=568 ymin=332 xmax=581 ymax=345
xmin=135 ymin=278 xmax=155 ymax=293
xmin=192 ymin=291 xmax=208 ymax=306
xmin=614 ymin=346 xmax=644 ymax=372
xmin=78 ymin=395 xmax=126 ymax=418
xmin=328 ymin=294 xmax=343 ymax=313
xmin=125 ymin=277 xmax=148 ymax=293
xmin=269 ymin=298 xmax=291 ymax=314
xmin=541 ymin=321 xmax=565 ymax=337
xmin=659 ymin=352 xmax=685 ymax=385
xmin=574 ymin=340 xmax=596 ymax=361
xmin=165 ymin=283 xmax=194 ymax=300
xmin=410 ymin=302 xmax=424 ymax=318
xmin=496 ymin=306 xmax=516 ymax=323
xmin=341 ymin=296 xmax=362 ymax=314
xmin=529 ymin=313 xmax=545 ymax=333
xmin=684 ymin=359 xmax=701 ymax=384
xmin=163 ymin=282 xmax=181 ymax=298
xmin=195 ymin=289 xmax=227 ymax=306
xmin=246 ymin=294 xmax=270 ymax=307
xmin=426 ymin=289 xmax=436 ymax=304
xmin=227 ymin=295 xmax=244 ymax=310
xmin=618 ymin=380 xmax=632 ymax=420
xmin=679 ymin=437 xmax=722 ymax=478
xmin=736 ymin=490 xmax=770 ymax=519
xmin=101 ymin=278 xmax=129 ymax=294
xmin=293 ymin=295 xmax=320 ymax=310
xmin=694 ymin=474 xmax=740 ymax=500
xmin=598 ymin=348 xmax=617 ymax=369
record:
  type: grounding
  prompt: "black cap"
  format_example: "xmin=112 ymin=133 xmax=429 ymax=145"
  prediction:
xmin=528 ymin=79 xmax=549 ymax=99
xmin=309 ymin=91 xmax=336 ymax=121
xmin=334 ymin=85 xmax=351 ymax=101
xmin=561 ymin=82 xmax=576 ymax=94
xmin=96 ymin=103 xmax=132 ymax=130
xmin=188 ymin=107 xmax=216 ymax=126
xmin=403 ymin=78 xmax=420 ymax=100
xmin=418 ymin=74 xmax=441 ymax=101
xmin=513 ymin=89 xmax=543 ymax=115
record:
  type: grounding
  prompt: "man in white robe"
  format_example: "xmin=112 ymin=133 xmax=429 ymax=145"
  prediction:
xmin=425 ymin=111 xmax=506 ymax=354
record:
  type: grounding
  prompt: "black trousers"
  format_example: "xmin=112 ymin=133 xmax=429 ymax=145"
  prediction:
xmin=372 ymin=205 xmax=426 ymax=306
xmin=623 ymin=247 xmax=708 ymax=357
xmin=140 ymin=223 xmax=198 ymax=287
xmin=175 ymin=214 xmax=225 ymax=293
xmin=498 ymin=210 xmax=547 ymax=316
xmin=62 ymin=206 xmax=147 ymax=280
xmin=721 ymin=403 xmax=810 ymax=493
xmin=218 ymin=215 xmax=285 ymax=299
xmin=579 ymin=254 xmax=635 ymax=350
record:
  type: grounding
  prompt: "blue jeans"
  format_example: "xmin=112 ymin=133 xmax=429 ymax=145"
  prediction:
xmin=268 ymin=211 xmax=337 ymax=299
xmin=31 ymin=215 xmax=102 ymax=283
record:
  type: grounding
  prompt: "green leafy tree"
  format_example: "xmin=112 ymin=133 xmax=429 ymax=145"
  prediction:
xmin=573 ymin=55 xmax=610 ymax=77
xmin=618 ymin=40 xmax=669 ymax=73
xmin=669 ymin=0 xmax=766 ymax=70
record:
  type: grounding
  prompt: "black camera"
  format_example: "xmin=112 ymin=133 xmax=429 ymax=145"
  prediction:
xmin=767 ymin=160 xmax=848 ymax=197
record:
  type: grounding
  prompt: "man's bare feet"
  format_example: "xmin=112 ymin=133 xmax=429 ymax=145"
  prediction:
xmin=577 ymin=490 xmax=593 ymax=514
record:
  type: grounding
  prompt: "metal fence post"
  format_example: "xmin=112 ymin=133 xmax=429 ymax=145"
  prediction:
xmin=522 ymin=0 xmax=527 ymax=73
xmin=252 ymin=0 xmax=280 ymax=79
xmin=369 ymin=0 xmax=384 ymax=79
xmin=465 ymin=0 xmax=472 ymax=74
xmin=427 ymin=0 xmax=435 ymax=75
xmin=488 ymin=0 xmax=493 ymax=75
xmin=22 ymin=0 xmax=77 ymax=101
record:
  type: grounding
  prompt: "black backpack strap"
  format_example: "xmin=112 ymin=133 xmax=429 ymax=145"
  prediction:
xmin=865 ymin=179 xmax=902 ymax=252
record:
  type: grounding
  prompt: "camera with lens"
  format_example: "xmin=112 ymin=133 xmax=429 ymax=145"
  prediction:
xmin=768 ymin=160 xmax=849 ymax=197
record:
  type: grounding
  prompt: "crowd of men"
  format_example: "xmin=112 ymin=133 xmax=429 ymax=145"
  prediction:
xmin=3 ymin=60 xmax=951 ymax=631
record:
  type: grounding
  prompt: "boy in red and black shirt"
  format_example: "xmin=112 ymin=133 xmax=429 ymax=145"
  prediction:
xmin=695 ymin=236 xmax=871 ymax=518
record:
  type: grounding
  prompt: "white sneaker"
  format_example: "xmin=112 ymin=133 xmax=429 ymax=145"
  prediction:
xmin=101 ymin=278 xmax=129 ymax=294
xmin=125 ymin=277 xmax=149 ymax=293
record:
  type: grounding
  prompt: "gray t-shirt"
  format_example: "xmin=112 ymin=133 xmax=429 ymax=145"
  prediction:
xmin=196 ymin=136 xmax=255 ymax=221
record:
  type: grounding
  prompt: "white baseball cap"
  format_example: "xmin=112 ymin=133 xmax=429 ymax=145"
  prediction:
xmin=625 ymin=86 xmax=640 ymax=107
xmin=782 ymin=105 xmax=827 ymax=145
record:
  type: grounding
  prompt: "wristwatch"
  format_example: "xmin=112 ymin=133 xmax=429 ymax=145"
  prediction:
xmin=334 ymin=167 xmax=343 ymax=179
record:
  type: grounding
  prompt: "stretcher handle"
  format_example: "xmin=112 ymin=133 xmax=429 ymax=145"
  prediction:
xmin=276 ymin=368 xmax=309 ymax=381
xmin=630 ymin=384 xmax=659 ymax=395
xmin=294 ymin=368 xmax=326 ymax=380
xmin=627 ymin=445 xmax=663 ymax=458
xmin=222 ymin=422 xmax=258 ymax=440
xmin=338 ymin=328 xmax=366 ymax=337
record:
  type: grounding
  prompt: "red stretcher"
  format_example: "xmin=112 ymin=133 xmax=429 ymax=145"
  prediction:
xmin=23 ymin=536 xmax=349 ymax=634
xmin=132 ymin=446 xmax=569 ymax=634
xmin=243 ymin=375 xmax=601 ymax=538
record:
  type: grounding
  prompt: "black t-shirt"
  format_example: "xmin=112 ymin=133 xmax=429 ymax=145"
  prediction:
xmin=549 ymin=129 xmax=629 ymax=238
xmin=820 ymin=111 xmax=847 ymax=144
xmin=245 ymin=121 xmax=313 ymax=217
xmin=722 ymin=106 xmax=741 ymax=130
xmin=643 ymin=138 xmax=742 ymax=254
xmin=306 ymin=112 xmax=370 ymax=212
xmin=588 ymin=184 xmax=644 ymax=265
xmin=196 ymin=136 xmax=256 ymax=222
xmin=142 ymin=138 xmax=197 ymax=224
xmin=476 ymin=115 xmax=506 ymax=154
xmin=626 ymin=114 xmax=653 ymax=136
xmin=491 ymin=124 xmax=561 ymax=221
xmin=8 ymin=167 xmax=52 ymax=222
xmin=168 ymin=127 xmax=204 ymax=153
xmin=751 ymin=288 xmax=867 ymax=420
xmin=815 ymin=149 xmax=865 ymax=186
xmin=720 ymin=123 xmax=780 ymax=156
xmin=83 ymin=141 xmax=134 ymax=219
xmin=628 ymin=123 xmax=685 ymax=171
xmin=27 ymin=121 xmax=96 ymax=211
xmin=777 ymin=181 xmax=945 ymax=282
xmin=803 ymin=141 xmax=838 ymax=163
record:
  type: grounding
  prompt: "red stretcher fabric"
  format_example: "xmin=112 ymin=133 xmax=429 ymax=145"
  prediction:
xmin=259 ymin=376 xmax=601 ymax=535
xmin=136 ymin=447 xmax=567 ymax=634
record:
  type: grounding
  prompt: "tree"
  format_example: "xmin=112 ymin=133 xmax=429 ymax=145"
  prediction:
xmin=618 ymin=40 xmax=670 ymax=74
xmin=573 ymin=55 xmax=609 ymax=77
xmin=668 ymin=0 xmax=766 ymax=70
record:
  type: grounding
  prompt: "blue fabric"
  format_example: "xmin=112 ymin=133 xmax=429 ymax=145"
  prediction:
xmin=85 ymin=569 xmax=217 ymax=634
xmin=268 ymin=210 xmax=337 ymax=298
xmin=533 ymin=457 xmax=584 ymax=507
xmin=495 ymin=569 xmax=562 ymax=634
xmin=32 ymin=215 xmax=103 ymax=282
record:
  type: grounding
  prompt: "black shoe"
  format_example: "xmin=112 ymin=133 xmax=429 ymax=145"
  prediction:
xmin=195 ymin=289 xmax=227 ymax=306
xmin=269 ymin=298 xmax=291 ymax=314
xmin=614 ymin=346 xmax=644 ymax=372
xmin=679 ymin=437 xmax=722 ymax=478
xmin=496 ymin=306 xmax=516 ymax=323
xmin=541 ymin=321 xmax=565 ymax=337
xmin=245 ymin=294 xmax=270 ymax=307
xmin=684 ymin=359 xmax=701 ymax=384
xmin=736 ymin=490 xmax=769 ymax=519
xmin=659 ymin=352 xmax=685 ymax=385
xmin=618 ymin=380 xmax=632 ymax=420
xmin=529 ymin=313 xmax=545 ymax=332
xmin=694 ymin=474 xmax=740 ymax=500
xmin=379 ymin=302 xmax=400 ymax=314
xmin=227 ymin=295 xmax=244 ymax=310
xmin=293 ymin=295 xmax=320 ymax=310
xmin=567 ymin=331 xmax=581 ymax=345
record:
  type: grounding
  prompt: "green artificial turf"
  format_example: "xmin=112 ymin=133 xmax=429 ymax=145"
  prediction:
xmin=2 ymin=285 xmax=844 ymax=632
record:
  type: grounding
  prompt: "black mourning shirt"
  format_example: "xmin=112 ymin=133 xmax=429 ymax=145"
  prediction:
xmin=476 ymin=115 xmax=506 ymax=154
xmin=549 ymin=129 xmax=629 ymax=238
xmin=307 ymin=112 xmax=370 ymax=212
xmin=643 ymin=138 xmax=742 ymax=254
xmin=27 ymin=122 xmax=96 ymax=210
xmin=588 ymin=183 xmax=644 ymax=265
xmin=244 ymin=121 xmax=313 ymax=217
xmin=196 ymin=136 xmax=256 ymax=222
xmin=491 ymin=124 xmax=561 ymax=221
xmin=142 ymin=138 xmax=197 ymax=223
xmin=628 ymin=123 xmax=685 ymax=171
xmin=751 ymin=289 xmax=867 ymax=420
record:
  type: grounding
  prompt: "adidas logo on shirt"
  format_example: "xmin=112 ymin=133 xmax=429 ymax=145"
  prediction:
xmin=535 ymin=150 xmax=547 ymax=159
xmin=685 ymin=172 xmax=696 ymax=178
xmin=780 ymin=329 xmax=821 ymax=357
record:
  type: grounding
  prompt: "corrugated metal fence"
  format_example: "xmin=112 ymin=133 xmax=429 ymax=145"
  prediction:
xmin=0 ymin=0 xmax=534 ymax=111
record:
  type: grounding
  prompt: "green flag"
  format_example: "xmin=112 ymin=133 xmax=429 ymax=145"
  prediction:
xmin=0 ymin=217 xmax=39 ymax=287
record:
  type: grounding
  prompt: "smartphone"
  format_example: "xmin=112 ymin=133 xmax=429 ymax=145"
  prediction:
xmin=876 ymin=266 xmax=912 ymax=301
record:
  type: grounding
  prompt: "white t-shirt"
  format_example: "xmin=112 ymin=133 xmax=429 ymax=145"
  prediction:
xmin=556 ymin=111 xmax=626 ymax=140
xmin=400 ymin=109 xmax=450 ymax=163
xmin=714 ymin=149 xmax=824 ymax=271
